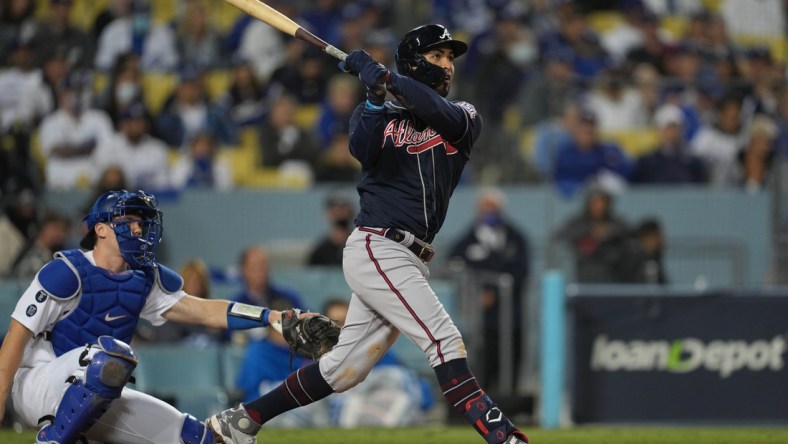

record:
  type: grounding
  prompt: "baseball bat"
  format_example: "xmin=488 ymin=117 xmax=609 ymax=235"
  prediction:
xmin=223 ymin=0 xmax=348 ymax=62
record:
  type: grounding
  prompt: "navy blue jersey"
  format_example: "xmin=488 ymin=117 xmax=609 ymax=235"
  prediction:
xmin=349 ymin=72 xmax=483 ymax=243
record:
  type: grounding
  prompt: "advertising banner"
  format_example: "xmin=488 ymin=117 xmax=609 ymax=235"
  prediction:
xmin=571 ymin=294 xmax=788 ymax=423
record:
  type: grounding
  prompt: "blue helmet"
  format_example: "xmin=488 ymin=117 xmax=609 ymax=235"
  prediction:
xmin=80 ymin=190 xmax=163 ymax=268
xmin=395 ymin=24 xmax=467 ymax=89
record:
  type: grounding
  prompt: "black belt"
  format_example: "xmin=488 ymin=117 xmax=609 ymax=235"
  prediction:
xmin=384 ymin=229 xmax=435 ymax=262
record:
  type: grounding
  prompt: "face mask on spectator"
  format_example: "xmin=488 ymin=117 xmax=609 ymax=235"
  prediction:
xmin=115 ymin=82 xmax=140 ymax=106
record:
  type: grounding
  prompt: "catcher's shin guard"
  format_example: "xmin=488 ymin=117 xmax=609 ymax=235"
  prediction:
xmin=464 ymin=392 xmax=528 ymax=444
xmin=37 ymin=337 xmax=137 ymax=444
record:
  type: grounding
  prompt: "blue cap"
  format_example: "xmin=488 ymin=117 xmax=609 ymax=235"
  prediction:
xmin=120 ymin=102 xmax=147 ymax=120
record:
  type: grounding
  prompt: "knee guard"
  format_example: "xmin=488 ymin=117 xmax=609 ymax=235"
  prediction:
xmin=37 ymin=336 xmax=137 ymax=444
xmin=464 ymin=392 xmax=521 ymax=444
xmin=180 ymin=413 xmax=215 ymax=444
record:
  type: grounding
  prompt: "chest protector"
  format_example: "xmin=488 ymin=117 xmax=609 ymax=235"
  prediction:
xmin=49 ymin=249 xmax=153 ymax=357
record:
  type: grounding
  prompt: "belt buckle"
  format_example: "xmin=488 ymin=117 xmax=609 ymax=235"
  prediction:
xmin=417 ymin=244 xmax=435 ymax=262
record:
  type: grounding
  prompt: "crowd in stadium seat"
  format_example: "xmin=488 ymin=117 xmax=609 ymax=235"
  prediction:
xmin=0 ymin=0 xmax=785 ymax=197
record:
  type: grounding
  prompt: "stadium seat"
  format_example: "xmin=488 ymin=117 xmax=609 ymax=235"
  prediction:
xmin=204 ymin=69 xmax=232 ymax=102
xmin=701 ymin=0 xmax=722 ymax=12
xmin=207 ymin=1 xmax=244 ymax=33
xmin=660 ymin=16 xmax=688 ymax=40
xmin=734 ymin=36 xmax=788 ymax=64
xmin=587 ymin=11 xmax=624 ymax=34
xmin=70 ymin=0 xmax=108 ymax=31
xmin=141 ymin=72 xmax=177 ymax=114
xmin=151 ymin=0 xmax=176 ymax=26
xmin=601 ymin=128 xmax=658 ymax=157
xmin=294 ymin=104 xmax=320 ymax=130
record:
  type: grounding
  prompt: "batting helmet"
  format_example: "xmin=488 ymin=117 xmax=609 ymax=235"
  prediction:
xmin=395 ymin=24 xmax=468 ymax=89
xmin=80 ymin=190 xmax=163 ymax=268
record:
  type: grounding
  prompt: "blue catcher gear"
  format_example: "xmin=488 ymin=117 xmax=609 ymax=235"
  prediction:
xmin=180 ymin=413 xmax=215 ymax=444
xmin=395 ymin=24 xmax=467 ymax=89
xmin=80 ymin=190 xmax=163 ymax=268
xmin=36 ymin=336 xmax=137 ymax=444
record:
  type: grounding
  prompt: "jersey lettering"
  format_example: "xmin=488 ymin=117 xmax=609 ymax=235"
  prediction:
xmin=383 ymin=120 xmax=458 ymax=155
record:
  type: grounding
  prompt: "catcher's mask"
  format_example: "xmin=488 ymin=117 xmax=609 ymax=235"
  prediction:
xmin=395 ymin=24 xmax=467 ymax=90
xmin=80 ymin=190 xmax=163 ymax=268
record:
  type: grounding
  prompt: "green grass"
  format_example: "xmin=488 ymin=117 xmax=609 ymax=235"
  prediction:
xmin=5 ymin=426 xmax=788 ymax=443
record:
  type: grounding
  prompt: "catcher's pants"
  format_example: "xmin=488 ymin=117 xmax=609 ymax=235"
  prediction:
xmin=320 ymin=228 xmax=467 ymax=392
xmin=13 ymin=345 xmax=190 ymax=443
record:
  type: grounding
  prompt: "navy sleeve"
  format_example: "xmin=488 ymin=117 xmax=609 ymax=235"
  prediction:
xmin=387 ymin=72 xmax=482 ymax=151
xmin=348 ymin=104 xmax=388 ymax=166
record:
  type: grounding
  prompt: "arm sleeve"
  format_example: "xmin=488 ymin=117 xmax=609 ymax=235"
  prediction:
xmin=387 ymin=72 xmax=482 ymax=150
xmin=11 ymin=281 xmax=77 ymax=336
xmin=348 ymin=104 xmax=388 ymax=166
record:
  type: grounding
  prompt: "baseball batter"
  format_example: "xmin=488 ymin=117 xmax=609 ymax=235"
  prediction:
xmin=208 ymin=24 xmax=528 ymax=444
xmin=0 ymin=190 xmax=303 ymax=444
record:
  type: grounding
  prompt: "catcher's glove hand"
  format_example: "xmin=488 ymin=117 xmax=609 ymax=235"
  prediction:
xmin=274 ymin=308 xmax=340 ymax=361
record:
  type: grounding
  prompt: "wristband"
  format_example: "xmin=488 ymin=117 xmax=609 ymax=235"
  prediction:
xmin=227 ymin=302 xmax=271 ymax=330
xmin=365 ymin=100 xmax=384 ymax=110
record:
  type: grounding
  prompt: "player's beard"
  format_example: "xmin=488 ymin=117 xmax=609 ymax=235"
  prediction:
xmin=436 ymin=81 xmax=450 ymax=97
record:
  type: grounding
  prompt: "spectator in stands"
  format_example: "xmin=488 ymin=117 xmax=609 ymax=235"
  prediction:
xmin=170 ymin=132 xmax=234 ymax=191
xmin=517 ymin=47 xmax=581 ymax=126
xmin=155 ymin=66 xmax=236 ymax=149
xmin=91 ymin=0 xmax=130 ymax=41
xmin=175 ymin=1 xmax=226 ymax=71
xmin=631 ymin=103 xmax=707 ymax=184
xmin=324 ymin=298 xmax=435 ymax=428
xmin=16 ymin=48 xmax=69 ymax=129
xmin=0 ymin=187 xmax=38 ymax=278
xmin=736 ymin=114 xmax=778 ymax=193
xmin=739 ymin=46 xmax=782 ymax=120
xmin=314 ymin=132 xmax=361 ymax=184
xmin=0 ymin=39 xmax=39 ymax=132
xmin=94 ymin=102 xmax=170 ymax=191
xmin=39 ymin=71 xmax=115 ymax=190
xmin=531 ymin=100 xmax=581 ymax=179
xmin=553 ymin=186 xmax=630 ymax=283
xmin=269 ymin=46 xmax=332 ymax=104
xmin=585 ymin=66 xmax=649 ymax=131
xmin=218 ymin=56 xmax=269 ymax=129
xmin=0 ymin=0 xmax=37 ymax=67
xmin=30 ymin=0 xmax=94 ymax=70
xmin=94 ymin=0 xmax=178 ymax=72
xmin=10 ymin=211 xmax=72 ymax=281
xmin=448 ymin=188 xmax=530 ymax=393
xmin=690 ymin=94 xmax=747 ymax=186
xmin=538 ymin=7 xmax=610 ymax=81
xmin=235 ymin=297 xmax=331 ymax=427
xmin=619 ymin=217 xmax=668 ymax=284
xmin=234 ymin=0 xmax=289 ymax=82
xmin=307 ymin=192 xmax=356 ymax=266
xmin=600 ymin=3 xmax=653 ymax=64
xmin=776 ymin=91 xmax=788 ymax=159
xmin=229 ymin=245 xmax=305 ymax=343
xmin=258 ymin=93 xmax=320 ymax=174
xmin=553 ymin=108 xmax=631 ymax=196
xmin=96 ymin=52 xmax=150 ymax=130
xmin=80 ymin=165 xmax=128 ymax=217
xmin=473 ymin=11 xmax=539 ymax=124
xmin=315 ymin=75 xmax=362 ymax=149
xmin=624 ymin=9 xmax=671 ymax=75
xmin=136 ymin=258 xmax=225 ymax=345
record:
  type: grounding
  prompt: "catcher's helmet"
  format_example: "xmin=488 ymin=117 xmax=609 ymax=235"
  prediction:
xmin=80 ymin=190 xmax=163 ymax=268
xmin=395 ymin=24 xmax=467 ymax=89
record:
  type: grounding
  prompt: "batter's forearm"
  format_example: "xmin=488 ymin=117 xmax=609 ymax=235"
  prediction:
xmin=387 ymin=73 xmax=468 ymax=139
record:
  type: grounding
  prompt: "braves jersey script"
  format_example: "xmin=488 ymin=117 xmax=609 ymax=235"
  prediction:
xmin=11 ymin=250 xmax=185 ymax=370
xmin=349 ymin=72 xmax=482 ymax=243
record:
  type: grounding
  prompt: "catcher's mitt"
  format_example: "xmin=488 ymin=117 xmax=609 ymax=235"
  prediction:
xmin=276 ymin=308 xmax=340 ymax=361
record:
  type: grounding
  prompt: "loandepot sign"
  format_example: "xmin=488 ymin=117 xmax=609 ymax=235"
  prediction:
xmin=591 ymin=335 xmax=787 ymax=378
